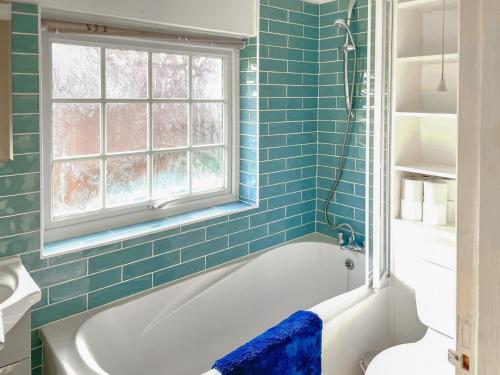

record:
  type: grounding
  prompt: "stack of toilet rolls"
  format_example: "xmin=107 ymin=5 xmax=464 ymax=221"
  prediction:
xmin=400 ymin=176 xmax=424 ymax=221
xmin=423 ymin=179 xmax=447 ymax=225
xmin=400 ymin=176 xmax=456 ymax=226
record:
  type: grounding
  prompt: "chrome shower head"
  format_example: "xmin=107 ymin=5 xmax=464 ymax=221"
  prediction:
xmin=334 ymin=19 xmax=349 ymax=29
xmin=334 ymin=19 xmax=356 ymax=50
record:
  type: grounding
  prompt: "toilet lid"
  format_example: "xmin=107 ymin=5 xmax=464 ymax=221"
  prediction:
xmin=366 ymin=329 xmax=455 ymax=375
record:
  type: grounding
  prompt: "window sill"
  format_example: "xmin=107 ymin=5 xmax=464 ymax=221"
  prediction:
xmin=42 ymin=201 xmax=257 ymax=257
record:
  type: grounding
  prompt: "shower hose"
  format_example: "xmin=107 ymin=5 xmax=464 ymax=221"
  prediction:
xmin=323 ymin=45 xmax=358 ymax=234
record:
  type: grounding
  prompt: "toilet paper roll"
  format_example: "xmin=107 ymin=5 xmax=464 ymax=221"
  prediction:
xmin=447 ymin=201 xmax=456 ymax=225
xmin=424 ymin=180 xmax=448 ymax=205
xmin=446 ymin=179 xmax=457 ymax=201
xmin=401 ymin=199 xmax=423 ymax=221
xmin=401 ymin=176 xmax=424 ymax=202
xmin=423 ymin=203 xmax=447 ymax=226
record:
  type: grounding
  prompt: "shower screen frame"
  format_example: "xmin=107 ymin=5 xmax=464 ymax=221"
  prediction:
xmin=370 ymin=0 xmax=393 ymax=291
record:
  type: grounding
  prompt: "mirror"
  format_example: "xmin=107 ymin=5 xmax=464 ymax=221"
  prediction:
xmin=0 ymin=2 xmax=12 ymax=161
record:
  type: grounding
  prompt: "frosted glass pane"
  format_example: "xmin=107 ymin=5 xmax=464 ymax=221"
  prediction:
xmin=105 ymin=155 xmax=148 ymax=207
xmin=52 ymin=103 xmax=100 ymax=158
xmin=52 ymin=43 xmax=101 ymax=99
xmin=106 ymin=103 xmax=148 ymax=153
xmin=192 ymin=148 xmax=224 ymax=192
xmin=52 ymin=159 xmax=101 ymax=218
xmin=192 ymin=103 xmax=223 ymax=145
xmin=192 ymin=56 xmax=223 ymax=99
xmin=152 ymin=103 xmax=188 ymax=149
xmin=153 ymin=151 xmax=188 ymax=198
xmin=152 ymin=53 xmax=188 ymax=98
xmin=106 ymin=49 xmax=148 ymax=99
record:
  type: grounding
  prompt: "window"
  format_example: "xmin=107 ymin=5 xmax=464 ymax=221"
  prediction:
xmin=43 ymin=35 xmax=239 ymax=242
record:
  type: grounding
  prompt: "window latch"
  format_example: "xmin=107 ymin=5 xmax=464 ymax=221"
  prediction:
xmin=148 ymin=198 xmax=183 ymax=210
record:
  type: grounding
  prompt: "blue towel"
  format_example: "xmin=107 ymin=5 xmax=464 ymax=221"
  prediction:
xmin=212 ymin=310 xmax=322 ymax=375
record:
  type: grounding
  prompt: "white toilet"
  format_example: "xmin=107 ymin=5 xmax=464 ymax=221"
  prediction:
xmin=367 ymin=242 xmax=456 ymax=375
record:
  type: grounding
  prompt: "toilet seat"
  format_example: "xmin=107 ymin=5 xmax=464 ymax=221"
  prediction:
xmin=366 ymin=329 xmax=455 ymax=375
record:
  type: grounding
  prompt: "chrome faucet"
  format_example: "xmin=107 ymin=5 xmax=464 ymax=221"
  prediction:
xmin=336 ymin=223 xmax=365 ymax=254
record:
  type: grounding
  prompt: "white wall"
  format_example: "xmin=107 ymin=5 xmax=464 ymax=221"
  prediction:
xmin=32 ymin=0 xmax=257 ymax=37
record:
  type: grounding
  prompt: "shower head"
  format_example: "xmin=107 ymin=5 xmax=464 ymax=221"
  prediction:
xmin=334 ymin=19 xmax=349 ymax=29
xmin=334 ymin=19 xmax=356 ymax=50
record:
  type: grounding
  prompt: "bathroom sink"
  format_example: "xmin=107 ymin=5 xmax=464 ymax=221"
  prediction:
xmin=0 ymin=285 xmax=14 ymax=304
xmin=0 ymin=257 xmax=41 ymax=346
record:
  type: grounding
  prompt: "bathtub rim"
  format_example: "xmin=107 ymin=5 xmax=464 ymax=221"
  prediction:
xmin=40 ymin=232 xmax=367 ymax=374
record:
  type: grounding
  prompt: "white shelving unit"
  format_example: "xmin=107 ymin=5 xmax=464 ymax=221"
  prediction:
xmin=395 ymin=111 xmax=456 ymax=119
xmin=391 ymin=0 xmax=459 ymax=232
xmin=396 ymin=53 xmax=457 ymax=64
xmin=393 ymin=218 xmax=455 ymax=237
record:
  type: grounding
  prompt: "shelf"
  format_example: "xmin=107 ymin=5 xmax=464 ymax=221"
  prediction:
xmin=397 ymin=53 xmax=458 ymax=64
xmin=394 ymin=162 xmax=456 ymax=179
xmin=398 ymin=0 xmax=458 ymax=12
xmin=396 ymin=60 xmax=458 ymax=114
xmin=396 ymin=0 xmax=458 ymax=59
xmin=393 ymin=218 xmax=456 ymax=237
xmin=395 ymin=111 xmax=456 ymax=119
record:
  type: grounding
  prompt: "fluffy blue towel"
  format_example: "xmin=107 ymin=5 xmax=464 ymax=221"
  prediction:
xmin=212 ymin=310 xmax=322 ymax=375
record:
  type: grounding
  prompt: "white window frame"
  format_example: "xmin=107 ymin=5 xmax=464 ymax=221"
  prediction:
xmin=41 ymin=32 xmax=240 ymax=243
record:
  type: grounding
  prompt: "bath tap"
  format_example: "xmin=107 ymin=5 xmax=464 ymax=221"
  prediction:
xmin=336 ymin=223 xmax=365 ymax=254
xmin=337 ymin=232 xmax=347 ymax=247
xmin=342 ymin=234 xmax=365 ymax=254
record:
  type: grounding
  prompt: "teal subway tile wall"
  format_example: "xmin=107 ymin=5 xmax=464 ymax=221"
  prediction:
xmin=259 ymin=0 xmax=319 ymax=241
xmin=4 ymin=4 xmax=42 ymax=374
xmin=0 ymin=1 xmax=371 ymax=373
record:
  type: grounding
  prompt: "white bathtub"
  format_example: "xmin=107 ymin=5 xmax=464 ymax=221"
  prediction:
xmin=41 ymin=234 xmax=366 ymax=375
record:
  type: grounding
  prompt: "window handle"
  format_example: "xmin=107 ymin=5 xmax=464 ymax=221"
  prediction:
xmin=148 ymin=198 xmax=183 ymax=210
